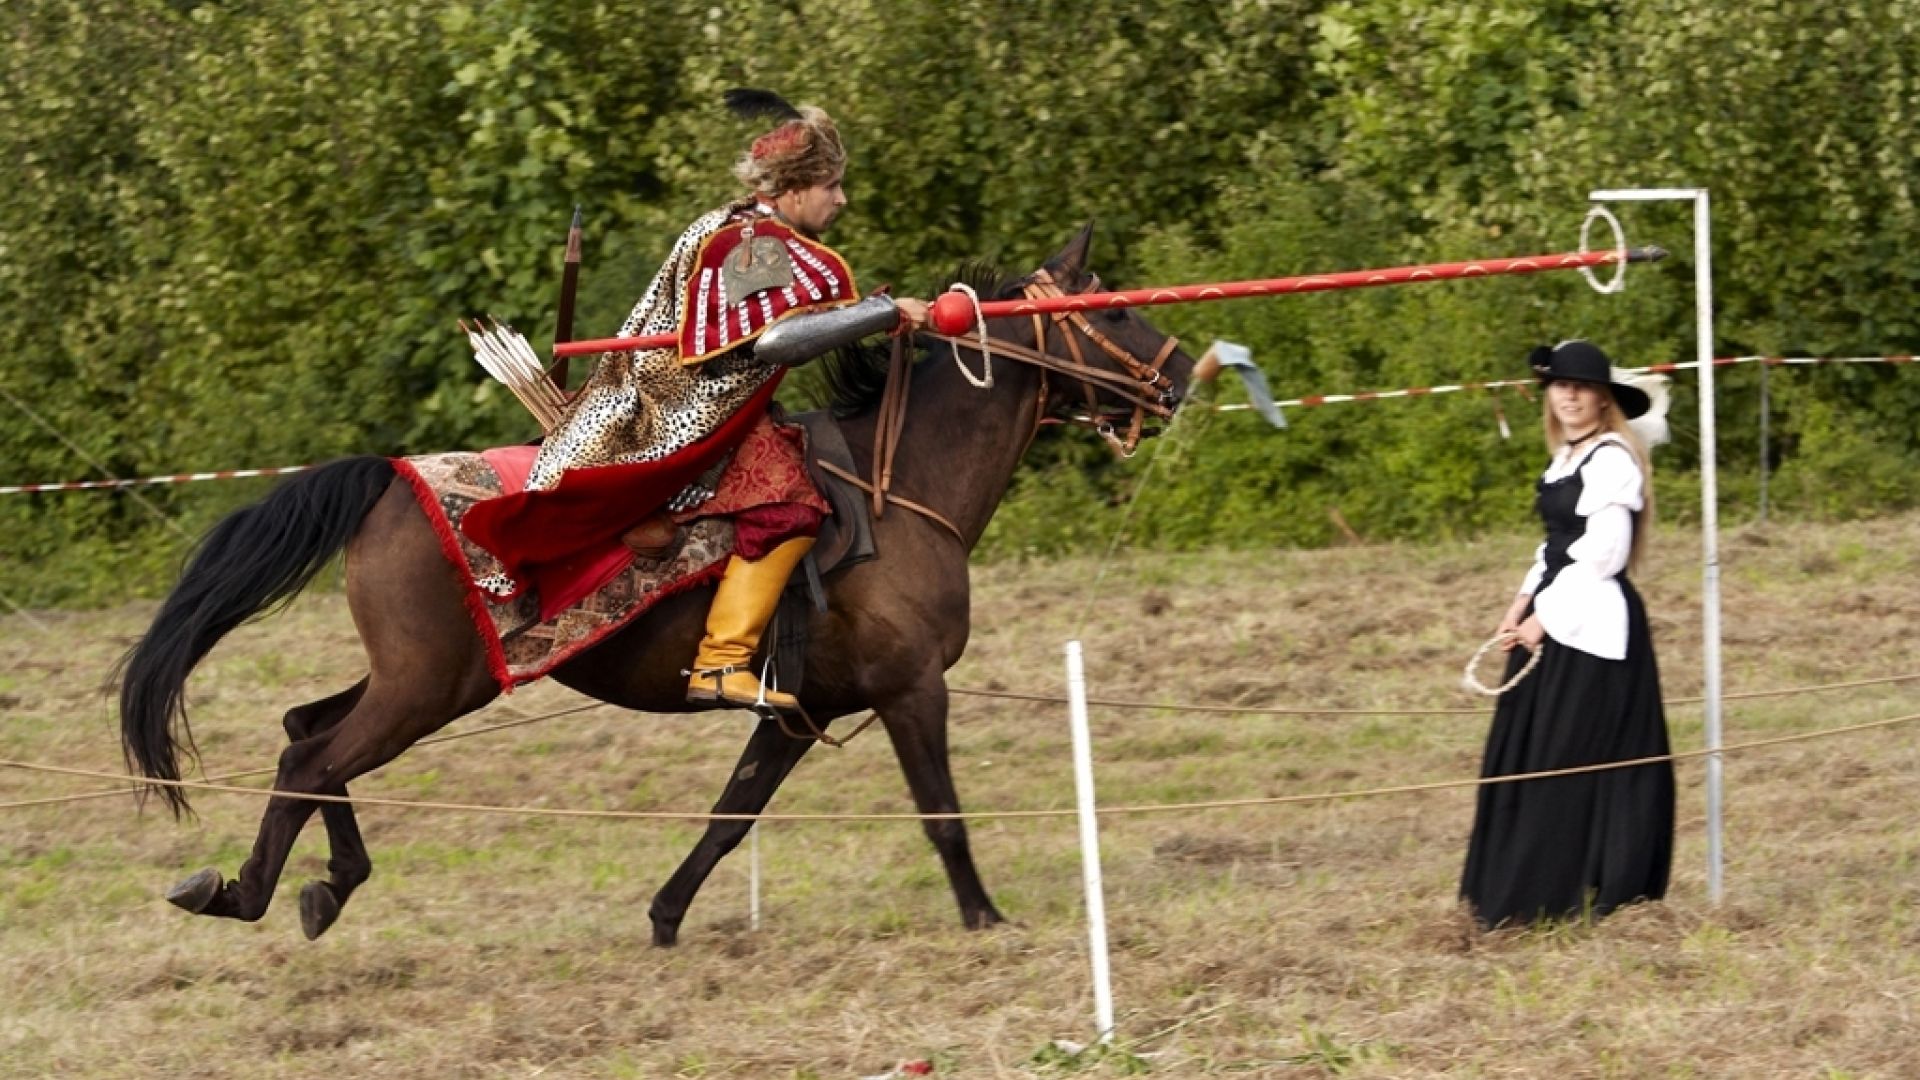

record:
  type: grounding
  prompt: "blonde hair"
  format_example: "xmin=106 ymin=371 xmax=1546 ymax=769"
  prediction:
xmin=731 ymin=106 xmax=846 ymax=196
xmin=1541 ymin=385 xmax=1655 ymax=573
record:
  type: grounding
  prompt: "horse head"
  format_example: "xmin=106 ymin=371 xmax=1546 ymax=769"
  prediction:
xmin=1015 ymin=223 xmax=1197 ymax=455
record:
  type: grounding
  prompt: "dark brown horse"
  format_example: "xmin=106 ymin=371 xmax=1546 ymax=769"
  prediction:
xmin=118 ymin=226 xmax=1194 ymax=945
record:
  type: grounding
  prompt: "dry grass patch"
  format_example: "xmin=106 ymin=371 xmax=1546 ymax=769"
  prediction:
xmin=1 ymin=510 xmax=1918 ymax=1076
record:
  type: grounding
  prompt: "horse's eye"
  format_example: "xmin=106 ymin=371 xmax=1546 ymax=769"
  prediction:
xmin=1100 ymin=310 xmax=1128 ymax=326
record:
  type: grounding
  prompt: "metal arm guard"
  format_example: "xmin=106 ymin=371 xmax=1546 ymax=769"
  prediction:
xmin=752 ymin=294 xmax=901 ymax=367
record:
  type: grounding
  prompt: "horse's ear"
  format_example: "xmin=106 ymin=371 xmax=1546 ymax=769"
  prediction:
xmin=1045 ymin=222 xmax=1096 ymax=285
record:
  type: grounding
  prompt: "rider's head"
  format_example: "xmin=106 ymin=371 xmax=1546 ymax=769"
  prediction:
xmin=731 ymin=96 xmax=848 ymax=238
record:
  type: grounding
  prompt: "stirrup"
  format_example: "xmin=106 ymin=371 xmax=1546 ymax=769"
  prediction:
xmin=746 ymin=659 xmax=846 ymax=747
xmin=686 ymin=664 xmax=800 ymax=711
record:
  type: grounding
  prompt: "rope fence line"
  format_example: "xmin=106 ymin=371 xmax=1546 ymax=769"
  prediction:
xmin=4 ymin=670 xmax=1910 ymax=813
xmin=0 ymin=702 xmax=608 ymax=812
xmin=5 ymin=709 xmax=1916 ymax=824
xmin=3 ymin=356 xmax=1912 ymax=496
xmin=951 ymin=669 xmax=1920 ymax=716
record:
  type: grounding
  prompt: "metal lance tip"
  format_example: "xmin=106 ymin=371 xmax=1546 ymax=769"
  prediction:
xmin=1626 ymin=245 xmax=1669 ymax=263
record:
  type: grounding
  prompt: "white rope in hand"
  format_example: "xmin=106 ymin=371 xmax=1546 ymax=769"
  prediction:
xmin=1460 ymin=633 xmax=1545 ymax=696
xmin=943 ymin=283 xmax=994 ymax=388
xmin=1579 ymin=205 xmax=1628 ymax=295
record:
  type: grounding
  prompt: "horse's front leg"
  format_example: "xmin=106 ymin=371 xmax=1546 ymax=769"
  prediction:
xmin=648 ymin=714 xmax=820 ymax=946
xmin=876 ymin=676 xmax=1006 ymax=931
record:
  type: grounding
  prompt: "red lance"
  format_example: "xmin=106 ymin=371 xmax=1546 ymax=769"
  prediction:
xmin=546 ymin=244 xmax=1666 ymax=358
xmin=547 ymin=205 xmax=583 ymax=390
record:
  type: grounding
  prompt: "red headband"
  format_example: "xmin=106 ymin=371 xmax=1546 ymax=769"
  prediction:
xmin=750 ymin=122 xmax=808 ymax=160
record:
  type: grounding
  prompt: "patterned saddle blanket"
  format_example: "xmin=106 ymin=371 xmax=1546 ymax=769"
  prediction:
xmin=393 ymin=447 xmax=735 ymax=692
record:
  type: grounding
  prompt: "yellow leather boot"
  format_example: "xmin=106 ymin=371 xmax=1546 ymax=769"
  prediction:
xmin=686 ymin=536 xmax=815 ymax=711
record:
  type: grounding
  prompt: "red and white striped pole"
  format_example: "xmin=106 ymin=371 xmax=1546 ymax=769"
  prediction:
xmin=545 ymin=246 xmax=1667 ymax=358
xmin=926 ymin=246 xmax=1668 ymax=336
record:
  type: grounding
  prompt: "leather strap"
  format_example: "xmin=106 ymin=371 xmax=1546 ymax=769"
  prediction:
xmin=817 ymin=460 xmax=967 ymax=545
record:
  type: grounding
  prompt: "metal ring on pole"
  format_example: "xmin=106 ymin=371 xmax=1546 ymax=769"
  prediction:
xmin=1460 ymin=634 xmax=1544 ymax=696
xmin=1579 ymin=205 xmax=1628 ymax=295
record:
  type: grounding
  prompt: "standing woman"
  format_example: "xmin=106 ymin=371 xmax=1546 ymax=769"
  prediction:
xmin=1461 ymin=340 xmax=1675 ymax=928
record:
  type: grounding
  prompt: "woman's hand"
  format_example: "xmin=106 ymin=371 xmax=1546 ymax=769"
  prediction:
xmin=1496 ymin=595 xmax=1531 ymax=643
xmin=1508 ymin=614 xmax=1545 ymax=651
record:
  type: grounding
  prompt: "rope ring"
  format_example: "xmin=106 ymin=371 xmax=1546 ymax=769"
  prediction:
xmin=943 ymin=283 xmax=994 ymax=389
xmin=1579 ymin=205 xmax=1628 ymax=295
xmin=1460 ymin=633 xmax=1544 ymax=696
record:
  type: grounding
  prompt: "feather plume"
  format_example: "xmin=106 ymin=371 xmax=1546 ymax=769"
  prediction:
xmin=1621 ymin=370 xmax=1672 ymax=449
xmin=724 ymin=87 xmax=802 ymax=123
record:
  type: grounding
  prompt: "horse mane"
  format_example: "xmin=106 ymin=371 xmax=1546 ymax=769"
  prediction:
xmin=812 ymin=259 xmax=1022 ymax=419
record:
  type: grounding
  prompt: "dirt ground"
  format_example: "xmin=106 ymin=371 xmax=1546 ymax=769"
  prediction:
xmin=2 ymin=510 xmax=1917 ymax=1077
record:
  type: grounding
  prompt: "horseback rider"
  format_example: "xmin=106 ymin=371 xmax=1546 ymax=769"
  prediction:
xmin=471 ymin=89 xmax=928 ymax=714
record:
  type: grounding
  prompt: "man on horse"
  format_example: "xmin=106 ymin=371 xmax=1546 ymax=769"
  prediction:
xmin=466 ymin=89 xmax=929 ymax=714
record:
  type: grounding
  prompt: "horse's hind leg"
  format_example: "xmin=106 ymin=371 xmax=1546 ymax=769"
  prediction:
xmin=284 ymin=678 xmax=374 ymax=939
xmin=877 ymin=678 xmax=1005 ymax=930
xmin=169 ymin=674 xmax=493 ymax=928
xmin=649 ymin=714 xmax=820 ymax=946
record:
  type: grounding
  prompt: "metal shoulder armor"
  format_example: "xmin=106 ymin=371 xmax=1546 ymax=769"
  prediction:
xmin=751 ymin=295 xmax=900 ymax=367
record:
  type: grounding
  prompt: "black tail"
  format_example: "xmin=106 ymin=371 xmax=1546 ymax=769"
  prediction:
xmin=117 ymin=456 xmax=396 ymax=817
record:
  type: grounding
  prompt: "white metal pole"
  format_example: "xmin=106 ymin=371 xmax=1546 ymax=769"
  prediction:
xmin=1065 ymin=640 xmax=1116 ymax=1043
xmin=1693 ymin=190 xmax=1726 ymax=906
xmin=1589 ymin=189 xmax=1726 ymax=904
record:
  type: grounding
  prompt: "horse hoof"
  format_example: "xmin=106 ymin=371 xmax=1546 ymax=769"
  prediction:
xmin=299 ymin=882 xmax=341 ymax=941
xmin=165 ymin=868 xmax=223 ymax=914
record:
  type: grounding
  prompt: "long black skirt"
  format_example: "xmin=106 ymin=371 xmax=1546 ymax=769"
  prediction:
xmin=1461 ymin=579 xmax=1675 ymax=928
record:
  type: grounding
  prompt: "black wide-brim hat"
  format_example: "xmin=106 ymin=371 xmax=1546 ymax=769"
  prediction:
xmin=1528 ymin=340 xmax=1651 ymax=419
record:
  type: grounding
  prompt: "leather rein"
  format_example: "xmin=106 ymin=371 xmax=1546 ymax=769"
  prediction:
xmin=831 ymin=267 xmax=1181 ymax=544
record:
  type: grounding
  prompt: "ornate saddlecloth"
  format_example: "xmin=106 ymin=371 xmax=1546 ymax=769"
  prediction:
xmin=393 ymin=448 xmax=735 ymax=691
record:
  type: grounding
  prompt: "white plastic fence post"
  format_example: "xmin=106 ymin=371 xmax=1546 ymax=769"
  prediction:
xmin=749 ymin=820 xmax=761 ymax=931
xmin=1065 ymin=640 xmax=1116 ymax=1043
xmin=1759 ymin=361 xmax=1770 ymax=525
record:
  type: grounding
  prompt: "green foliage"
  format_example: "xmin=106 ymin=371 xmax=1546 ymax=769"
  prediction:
xmin=3 ymin=0 xmax=1917 ymax=604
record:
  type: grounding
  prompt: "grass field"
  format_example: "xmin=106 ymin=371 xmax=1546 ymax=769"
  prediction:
xmin=3 ymin=510 xmax=1918 ymax=1078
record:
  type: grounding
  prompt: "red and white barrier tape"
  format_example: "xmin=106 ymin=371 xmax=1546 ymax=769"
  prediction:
xmin=1215 ymin=353 xmax=1916 ymax=414
xmin=2 ymin=356 xmax=1911 ymax=494
xmin=0 ymin=465 xmax=315 ymax=496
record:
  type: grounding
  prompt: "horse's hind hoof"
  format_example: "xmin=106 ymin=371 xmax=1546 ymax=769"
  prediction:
xmin=165 ymin=868 xmax=223 ymax=914
xmin=299 ymin=882 xmax=342 ymax=941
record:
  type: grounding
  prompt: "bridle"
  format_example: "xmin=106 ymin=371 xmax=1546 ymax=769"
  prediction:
xmin=930 ymin=267 xmax=1182 ymax=458
xmin=831 ymin=262 xmax=1186 ymax=548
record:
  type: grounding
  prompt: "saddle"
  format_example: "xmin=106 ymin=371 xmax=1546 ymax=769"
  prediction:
xmin=760 ymin=408 xmax=879 ymax=696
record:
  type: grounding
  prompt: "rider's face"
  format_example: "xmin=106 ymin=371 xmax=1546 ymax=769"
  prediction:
xmin=772 ymin=174 xmax=846 ymax=238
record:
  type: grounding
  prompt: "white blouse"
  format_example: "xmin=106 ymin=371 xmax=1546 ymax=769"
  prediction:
xmin=1516 ymin=434 xmax=1645 ymax=660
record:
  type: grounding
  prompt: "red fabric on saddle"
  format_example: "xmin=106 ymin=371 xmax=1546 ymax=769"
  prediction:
xmin=460 ymin=375 xmax=786 ymax=620
xmin=480 ymin=445 xmax=537 ymax=492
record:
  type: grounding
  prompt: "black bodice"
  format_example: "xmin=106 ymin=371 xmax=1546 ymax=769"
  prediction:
xmin=1533 ymin=442 xmax=1609 ymax=594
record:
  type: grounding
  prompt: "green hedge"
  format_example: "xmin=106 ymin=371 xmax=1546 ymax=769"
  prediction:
xmin=4 ymin=0 xmax=1916 ymax=604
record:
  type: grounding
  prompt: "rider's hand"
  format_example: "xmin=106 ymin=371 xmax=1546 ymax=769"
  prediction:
xmin=893 ymin=297 xmax=931 ymax=333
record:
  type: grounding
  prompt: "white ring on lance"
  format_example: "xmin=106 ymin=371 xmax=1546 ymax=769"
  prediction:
xmin=1579 ymin=205 xmax=1628 ymax=295
xmin=941 ymin=282 xmax=994 ymax=389
xmin=1460 ymin=633 xmax=1545 ymax=696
